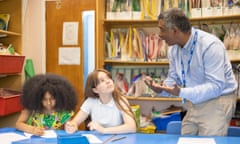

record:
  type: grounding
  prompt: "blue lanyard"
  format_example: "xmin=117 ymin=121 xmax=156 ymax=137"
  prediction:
xmin=181 ymin=31 xmax=198 ymax=88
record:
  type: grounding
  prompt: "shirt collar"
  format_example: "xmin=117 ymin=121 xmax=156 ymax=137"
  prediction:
xmin=97 ymin=98 xmax=115 ymax=107
xmin=182 ymin=27 xmax=196 ymax=51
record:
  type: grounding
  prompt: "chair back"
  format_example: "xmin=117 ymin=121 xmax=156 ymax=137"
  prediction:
xmin=228 ymin=126 xmax=240 ymax=137
xmin=166 ymin=121 xmax=182 ymax=135
xmin=166 ymin=122 xmax=240 ymax=136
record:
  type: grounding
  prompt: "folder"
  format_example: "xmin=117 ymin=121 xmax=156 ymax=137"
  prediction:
xmin=57 ymin=134 xmax=89 ymax=144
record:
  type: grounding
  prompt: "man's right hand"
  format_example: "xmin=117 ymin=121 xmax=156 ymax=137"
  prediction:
xmin=144 ymin=76 xmax=181 ymax=96
xmin=144 ymin=76 xmax=163 ymax=93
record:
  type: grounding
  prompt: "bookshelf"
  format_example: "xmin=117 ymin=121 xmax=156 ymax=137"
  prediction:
xmin=0 ymin=0 xmax=23 ymax=124
xmin=96 ymin=1 xmax=240 ymax=102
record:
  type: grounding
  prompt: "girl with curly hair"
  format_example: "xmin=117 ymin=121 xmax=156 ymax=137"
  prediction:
xmin=16 ymin=73 xmax=78 ymax=136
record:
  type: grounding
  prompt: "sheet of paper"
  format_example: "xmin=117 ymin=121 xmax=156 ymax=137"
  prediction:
xmin=24 ymin=130 xmax=57 ymax=138
xmin=0 ymin=132 xmax=28 ymax=144
xmin=58 ymin=47 xmax=80 ymax=65
xmin=82 ymin=134 xmax=103 ymax=144
xmin=177 ymin=137 xmax=216 ymax=144
xmin=23 ymin=132 xmax=32 ymax=138
xmin=62 ymin=22 xmax=79 ymax=45
xmin=41 ymin=130 xmax=57 ymax=138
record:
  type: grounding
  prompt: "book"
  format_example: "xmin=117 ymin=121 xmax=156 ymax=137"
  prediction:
xmin=160 ymin=105 xmax=184 ymax=115
xmin=0 ymin=14 xmax=10 ymax=31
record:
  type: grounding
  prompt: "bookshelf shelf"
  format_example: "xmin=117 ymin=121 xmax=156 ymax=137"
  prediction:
xmin=231 ymin=59 xmax=240 ymax=63
xmin=104 ymin=59 xmax=169 ymax=65
xmin=126 ymin=96 xmax=240 ymax=102
xmin=104 ymin=15 xmax=240 ymax=27
xmin=0 ymin=30 xmax=21 ymax=37
xmin=104 ymin=20 xmax=157 ymax=28
xmin=126 ymin=96 xmax=182 ymax=102
xmin=190 ymin=14 xmax=240 ymax=25
xmin=104 ymin=58 xmax=240 ymax=65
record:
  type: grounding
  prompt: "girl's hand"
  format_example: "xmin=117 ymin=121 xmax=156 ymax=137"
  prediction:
xmin=65 ymin=121 xmax=78 ymax=134
xmin=32 ymin=127 xmax=45 ymax=136
xmin=87 ymin=121 xmax=104 ymax=133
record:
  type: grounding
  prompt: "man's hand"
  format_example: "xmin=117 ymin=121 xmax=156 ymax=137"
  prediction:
xmin=144 ymin=78 xmax=163 ymax=93
xmin=144 ymin=77 xmax=181 ymax=96
xmin=160 ymin=83 xmax=181 ymax=96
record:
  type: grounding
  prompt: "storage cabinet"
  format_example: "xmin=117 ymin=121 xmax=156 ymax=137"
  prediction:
xmin=0 ymin=0 xmax=23 ymax=90
xmin=0 ymin=0 xmax=23 ymax=117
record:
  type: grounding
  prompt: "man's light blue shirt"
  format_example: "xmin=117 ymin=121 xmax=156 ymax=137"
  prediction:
xmin=160 ymin=28 xmax=237 ymax=104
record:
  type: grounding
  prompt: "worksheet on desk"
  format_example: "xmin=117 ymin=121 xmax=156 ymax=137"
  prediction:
xmin=177 ymin=137 xmax=216 ymax=144
xmin=82 ymin=134 xmax=103 ymax=144
xmin=24 ymin=130 xmax=57 ymax=138
xmin=0 ymin=132 xmax=28 ymax=144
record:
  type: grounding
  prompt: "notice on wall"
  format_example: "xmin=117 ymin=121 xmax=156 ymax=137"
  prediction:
xmin=62 ymin=22 xmax=79 ymax=45
xmin=58 ymin=47 xmax=80 ymax=65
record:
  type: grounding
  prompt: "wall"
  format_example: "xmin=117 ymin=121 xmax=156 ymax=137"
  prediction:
xmin=22 ymin=0 xmax=45 ymax=74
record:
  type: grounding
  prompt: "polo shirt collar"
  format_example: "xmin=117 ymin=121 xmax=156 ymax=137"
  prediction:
xmin=98 ymin=98 xmax=115 ymax=107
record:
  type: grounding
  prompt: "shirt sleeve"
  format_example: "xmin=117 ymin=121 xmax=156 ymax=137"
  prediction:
xmin=179 ymin=40 xmax=229 ymax=104
xmin=80 ymin=98 xmax=92 ymax=114
xmin=157 ymin=46 xmax=182 ymax=97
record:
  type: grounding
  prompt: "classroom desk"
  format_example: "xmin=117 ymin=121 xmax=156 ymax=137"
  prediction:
xmin=1 ymin=127 xmax=240 ymax=144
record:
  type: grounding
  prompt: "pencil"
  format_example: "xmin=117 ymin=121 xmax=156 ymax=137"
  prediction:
xmin=111 ymin=136 xmax=126 ymax=142
xmin=102 ymin=134 xmax=116 ymax=144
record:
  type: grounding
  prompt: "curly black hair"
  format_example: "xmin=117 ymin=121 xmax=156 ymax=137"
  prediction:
xmin=20 ymin=73 xmax=78 ymax=113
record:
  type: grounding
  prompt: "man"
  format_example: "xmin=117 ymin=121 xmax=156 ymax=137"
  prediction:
xmin=145 ymin=8 xmax=237 ymax=136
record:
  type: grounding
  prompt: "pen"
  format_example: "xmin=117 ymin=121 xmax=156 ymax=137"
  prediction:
xmin=102 ymin=134 xmax=116 ymax=144
xmin=111 ymin=136 xmax=126 ymax=142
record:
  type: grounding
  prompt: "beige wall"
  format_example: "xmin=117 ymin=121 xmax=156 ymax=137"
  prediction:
xmin=22 ymin=0 xmax=45 ymax=74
